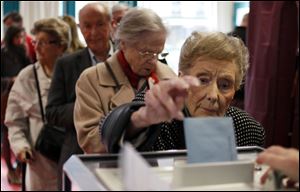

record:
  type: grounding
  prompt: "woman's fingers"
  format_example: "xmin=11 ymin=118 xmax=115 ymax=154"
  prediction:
xmin=150 ymin=78 xmax=193 ymax=120
xmin=152 ymin=82 xmax=179 ymax=120
xmin=145 ymin=88 xmax=171 ymax=122
xmin=260 ymin=167 xmax=272 ymax=184
xmin=181 ymin=75 xmax=200 ymax=87
xmin=264 ymin=145 xmax=288 ymax=156
xmin=143 ymin=76 xmax=200 ymax=122
xmin=256 ymin=146 xmax=299 ymax=181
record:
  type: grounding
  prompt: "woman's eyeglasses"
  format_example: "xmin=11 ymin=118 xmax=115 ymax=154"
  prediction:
xmin=138 ymin=50 xmax=169 ymax=60
xmin=31 ymin=40 xmax=58 ymax=47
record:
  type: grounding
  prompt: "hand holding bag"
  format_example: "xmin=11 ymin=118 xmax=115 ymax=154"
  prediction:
xmin=101 ymin=61 xmax=160 ymax=153
xmin=33 ymin=65 xmax=65 ymax=163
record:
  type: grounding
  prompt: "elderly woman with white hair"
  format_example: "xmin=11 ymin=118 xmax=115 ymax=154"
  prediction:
xmin=74 ymin=8 xmax=175 ymax=154
xmin=100 ymin=31 xmax=265 ymax=153
xmin=5 ymin=18 xmax=70 ymax=190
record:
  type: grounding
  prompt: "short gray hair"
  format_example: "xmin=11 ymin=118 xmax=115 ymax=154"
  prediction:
xmin=179 ymin=31 xmax=249 ymax=90
xmin=116 ymin=8 xmax=167 ymax=44
xmin=31 ymin=17 xmax=70 ymax=52
xmin=111 ymin=3 xmax=129 ymax=16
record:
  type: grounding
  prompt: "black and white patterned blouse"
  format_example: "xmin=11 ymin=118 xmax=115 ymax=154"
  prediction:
xmin=148 ymin=106 xmax=265 ymax=151
xmin=100 ymin=90 xmax=265 ymax=152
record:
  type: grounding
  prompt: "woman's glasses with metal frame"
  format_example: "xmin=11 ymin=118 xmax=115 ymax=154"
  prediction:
xmin=31 ymin=40 xmax=58 ymax=47
xmin=138 ymin=50 xmax=169 ymax=60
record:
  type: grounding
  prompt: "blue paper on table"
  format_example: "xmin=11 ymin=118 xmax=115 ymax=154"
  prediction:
xmin=183 ymin=117 xmax=237 ymax=164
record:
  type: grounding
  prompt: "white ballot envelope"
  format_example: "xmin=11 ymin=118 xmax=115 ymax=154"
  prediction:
xmin=119 ymin=143 xmax=171 ymax=191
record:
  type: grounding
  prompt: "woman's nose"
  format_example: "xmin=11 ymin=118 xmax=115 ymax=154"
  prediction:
xmin=206 ymin=83 xmax=219 ymax=103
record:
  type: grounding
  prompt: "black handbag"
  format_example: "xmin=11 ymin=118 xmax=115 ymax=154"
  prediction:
xmin=33 ymin=65 xmax=65 ymax=163
xmin=101 ymin=101 xmax=163 ymax=153
xmin=101 ymin=61 xmax=161 ymax=153
xmin=101 ymin=102 xmax=143 ymax=153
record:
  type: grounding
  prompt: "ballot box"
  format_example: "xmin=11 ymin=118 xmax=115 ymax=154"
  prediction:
xmin=63 ymin=146 xmax=266 ymax=191
xmin=63 ymin=146 xmax=271 ymax=191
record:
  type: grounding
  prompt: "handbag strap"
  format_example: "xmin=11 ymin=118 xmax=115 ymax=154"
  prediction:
xmin=32 ymin=65 xmax=46 ymax=123
xmin=137 ymin=79 xmax=148 ymax=94
xmin=104 ymin=61 xmax=121 ymax=92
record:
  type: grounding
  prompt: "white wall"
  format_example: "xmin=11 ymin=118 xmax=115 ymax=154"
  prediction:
xmin=217 ymin=1 xmax=234 ymax=33
xmin=3 ymin=1 xmax=234 ymax=38
xmin=19 ymin=1 xmax=61 ymax=35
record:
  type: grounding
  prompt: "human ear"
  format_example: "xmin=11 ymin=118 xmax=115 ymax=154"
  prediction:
xmin=119 ymin=40 xmax=126 ymax=50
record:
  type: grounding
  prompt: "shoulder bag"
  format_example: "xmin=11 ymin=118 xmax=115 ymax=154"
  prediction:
xmin=33 ymin=65 xmax=65 ymax=163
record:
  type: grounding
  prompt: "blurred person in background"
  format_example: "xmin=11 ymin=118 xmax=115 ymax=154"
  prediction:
xmin=59 ymin=15 xmax=85 ymax=53
xmin=5 ymin=17 xmax=70 ymax=190
xmin=1 ymin=25 xmax=31 ymax=185
xmin=46 ymin=3 xmax=113 ymax=190
xmin=228 ymin=13 xmax=248 ymax=45
xmin=3 ymin=11 xmax=36 ymax=63
xmin=110 ymin=3 xmax=129 ymax=50
xmin=228 ymin=13 xmax=249 ymax=109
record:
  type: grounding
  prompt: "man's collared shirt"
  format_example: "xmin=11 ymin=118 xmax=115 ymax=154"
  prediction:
xmin=88 ymin=41 xmax=114 ymax=65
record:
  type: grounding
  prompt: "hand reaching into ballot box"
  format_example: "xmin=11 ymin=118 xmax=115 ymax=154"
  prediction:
xmin=131 ymin=76 xmax=199 ymax=128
